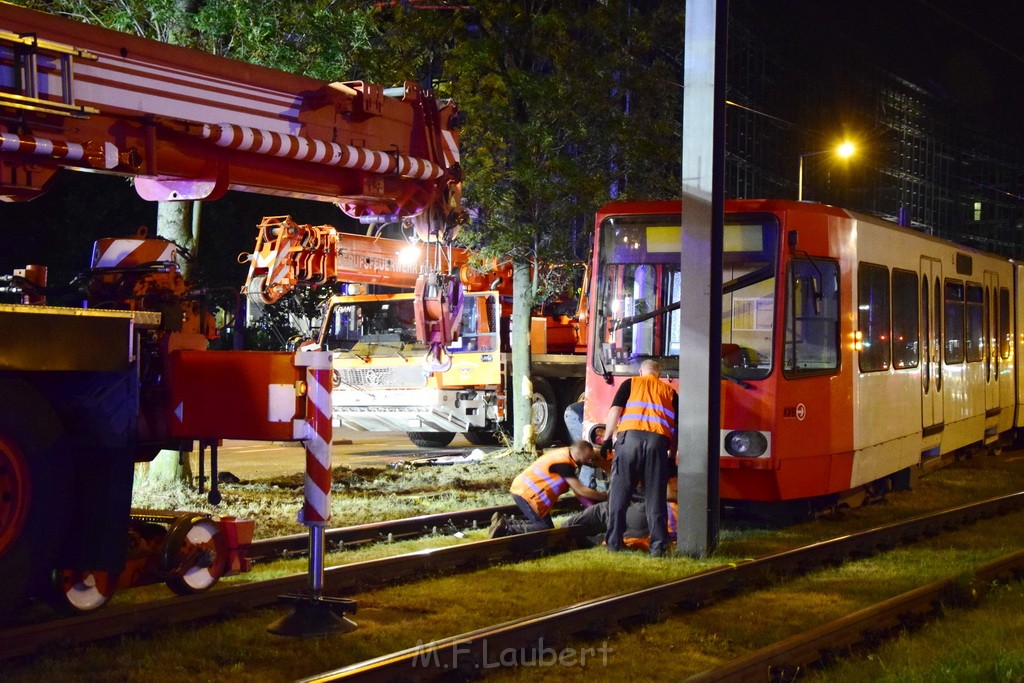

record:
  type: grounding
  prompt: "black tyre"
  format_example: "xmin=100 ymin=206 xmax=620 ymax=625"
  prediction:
xmin=464 ymin=429 xmax=501 ymax=446
xmin=553 ymin=378 xmax=586 ymax=444
xmin=0 ymin=379 xmax=70 ymax=612
xmin=530 ymin=377 xmax=559 ymax=448
xmin=407 ymin=431 xmax=457 ymax=448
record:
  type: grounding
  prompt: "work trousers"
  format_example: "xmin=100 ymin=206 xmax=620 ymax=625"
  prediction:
xmin=512 ymin=493 xmax=555 ymax=533
xmin=606 ymin=429 xmax=670 ymax=555
xmin=565 ymin=500 xmax=650 ymax=539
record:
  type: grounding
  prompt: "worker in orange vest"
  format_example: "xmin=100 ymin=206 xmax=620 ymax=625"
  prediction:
xmin=601 ymin=359 xmax=678 ymax=557
xmin=490 ymin=440 xmax=608 ymax=538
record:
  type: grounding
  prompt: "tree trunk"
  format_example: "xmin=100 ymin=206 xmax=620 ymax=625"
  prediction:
xmin=148 ymin=200 xmax=197 ymax=484
xmin=511 ymin=260 xmax=534 ymax=453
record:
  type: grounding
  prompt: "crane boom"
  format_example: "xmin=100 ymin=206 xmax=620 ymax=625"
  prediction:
xmin=242 ymin=215 xmax=475 ymax=305
xmin=0 ymin=3 xmax=462 ymax=236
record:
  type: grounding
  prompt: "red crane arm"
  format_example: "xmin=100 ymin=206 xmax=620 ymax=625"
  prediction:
xmin=0 ymin=3 xmax=461 ymax=231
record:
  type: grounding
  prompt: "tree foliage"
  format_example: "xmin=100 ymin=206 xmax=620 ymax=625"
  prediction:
xmin=23 ymin=0 xmax=375 ymax=78
xmin=354 ymin=0 xmax=683 ymax=276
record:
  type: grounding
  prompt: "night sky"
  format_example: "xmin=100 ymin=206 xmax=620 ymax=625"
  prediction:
xmin=744 ymin=0 xmax=1024 ymax=132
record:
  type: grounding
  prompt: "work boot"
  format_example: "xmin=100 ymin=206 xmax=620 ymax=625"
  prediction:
xmin=488 ymin=513 xmax=509 ymax=538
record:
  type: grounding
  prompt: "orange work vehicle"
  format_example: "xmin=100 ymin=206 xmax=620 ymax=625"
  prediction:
xmin=0 ymin=4 xmax=460 ymax=613
xmin=238 ymin=215 xmax=588 ymax=449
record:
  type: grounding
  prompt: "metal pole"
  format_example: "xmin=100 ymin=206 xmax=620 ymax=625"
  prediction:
xmin=301 ymin=356 xmax=333 ymax=597
xmin=798 ymin=155 xmax=804 ymax=201
xmin=308 ymin=524 xmax=325 ymax=597
xmin=267 ymin=350 xmax=356 ymax=637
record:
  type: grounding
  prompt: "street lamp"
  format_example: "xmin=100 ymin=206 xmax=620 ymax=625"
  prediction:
xmin=798 ymin=141 xmax=856 ymax=201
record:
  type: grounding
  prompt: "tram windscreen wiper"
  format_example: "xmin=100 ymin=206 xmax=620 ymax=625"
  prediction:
xmin=613 ymin=265 xmax=774 ymax=332
xmin=721 ymin=372 xmax=754 ymax=390
xmin=723 ymin=265 xmax=773 ymax=295
xmin=612 ymin=301 xmax=680 ymax=331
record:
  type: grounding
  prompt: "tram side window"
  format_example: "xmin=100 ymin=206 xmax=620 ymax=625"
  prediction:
xmin=892 ymin=269 xmax=919 ymax=369
xmin=944 ymin=279 xmax=965 ymax=364
xmin=784 ymin=259 xmax=839 ymax=376
xmin=965 ymin=283 xmax=984 ymax=362
xmin=1000 ymin=287 xmax=1011 ymax=359
xmin=858 ymin=263 xmax=891 ymax=372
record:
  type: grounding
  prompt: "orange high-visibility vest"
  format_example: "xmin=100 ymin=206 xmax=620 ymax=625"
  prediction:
xmin=510 ymin=450 xmax=576 ymax=517
xmin=616 ymin=375 xmax=676 ymax=439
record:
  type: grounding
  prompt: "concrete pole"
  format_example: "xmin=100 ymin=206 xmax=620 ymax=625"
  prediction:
xmin=678 ymin=0 xmax=727 ymax=557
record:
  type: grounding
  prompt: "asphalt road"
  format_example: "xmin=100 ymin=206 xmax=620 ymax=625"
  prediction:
xmin=199 ymin=429 xmax=491 ymax=481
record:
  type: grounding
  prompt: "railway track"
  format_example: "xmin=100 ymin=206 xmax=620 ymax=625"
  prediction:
xmin=246 ymin=503 xmax=521 ymax=561
xmin=684 ymin=548 xmax=1024 ymax=682
xmin=0 ymin=508 xmax=586 ymax=662
xmin=4 ymin=491 xmax=1021 ymax=674
xmin=246 ymin=497 xmax=580 ymax=562
xmin=295 ymin=490 xmax=1024 ymax=681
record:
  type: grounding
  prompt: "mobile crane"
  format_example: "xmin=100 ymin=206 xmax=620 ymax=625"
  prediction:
xmin=0 ymin=3 xmax=462 ymax=613
xmin=241 ymin=215 xmax=588 ymax=449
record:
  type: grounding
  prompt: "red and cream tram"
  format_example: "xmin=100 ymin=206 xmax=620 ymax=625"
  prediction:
xmin=582 ymin=199 xmax=1023 ymax=506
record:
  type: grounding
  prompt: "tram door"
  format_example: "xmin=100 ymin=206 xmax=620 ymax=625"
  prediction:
xmin=921 ymin=257 xmax=944 ymax=432
xmin=984 ymin=271 xmax=1000 ymax=414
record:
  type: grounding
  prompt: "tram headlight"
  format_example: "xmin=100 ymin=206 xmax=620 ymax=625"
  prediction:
xmin=723 ymin=430 xmax=768 ymax=457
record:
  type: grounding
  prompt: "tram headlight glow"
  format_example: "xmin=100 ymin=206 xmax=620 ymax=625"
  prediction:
xmin=724 ymin=430 xmax=768 ymax=457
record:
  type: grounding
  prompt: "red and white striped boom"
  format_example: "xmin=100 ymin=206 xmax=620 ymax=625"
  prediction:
xmin=0 ymin=4 xmax=462 ymax=234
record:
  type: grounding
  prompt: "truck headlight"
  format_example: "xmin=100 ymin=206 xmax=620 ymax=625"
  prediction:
xmin=723 ymin=430 xmax=768 ymax=457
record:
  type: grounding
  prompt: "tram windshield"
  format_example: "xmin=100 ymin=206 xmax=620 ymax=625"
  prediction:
xmin=594 ymin=212 xmax=779 ymax=380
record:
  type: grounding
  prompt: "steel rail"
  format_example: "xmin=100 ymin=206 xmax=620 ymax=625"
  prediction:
xmin=299 ymin=490 xmax=1024 ymax=681
xmin=685 ymin=548 xmax=1024 ymax=682
xmin=0 ymin=526 xmax=587 ymax=661
xmin=247 ymin=503 xmax=522 ymax=560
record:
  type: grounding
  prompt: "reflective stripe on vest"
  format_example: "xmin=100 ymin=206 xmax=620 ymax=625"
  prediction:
xmin=510 ymin=451 xmax=574 ymax=516
xmin=617 ymin=375 xmax=676 ymax=439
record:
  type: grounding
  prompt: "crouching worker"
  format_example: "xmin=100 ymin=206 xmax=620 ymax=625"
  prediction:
xmin=489 ymin=440 xmax=608 ymax=538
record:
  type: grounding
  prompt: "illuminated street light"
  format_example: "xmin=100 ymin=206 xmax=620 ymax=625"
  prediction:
xmin=798 ymin=141 xmax=856 ymax=201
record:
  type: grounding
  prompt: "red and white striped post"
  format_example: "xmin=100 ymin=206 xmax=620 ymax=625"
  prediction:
xmin=297 ymin=350 xmax=333 ymax=592
xmin=268 ymin=350 xmax=356 ymax=637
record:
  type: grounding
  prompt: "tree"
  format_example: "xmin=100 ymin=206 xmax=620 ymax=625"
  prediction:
xmin=351 ymin=0 xmax=684 ymax=450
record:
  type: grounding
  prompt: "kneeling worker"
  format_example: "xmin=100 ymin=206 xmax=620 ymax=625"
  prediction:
xmin=490 ymin=440 xmax=608 ymax=538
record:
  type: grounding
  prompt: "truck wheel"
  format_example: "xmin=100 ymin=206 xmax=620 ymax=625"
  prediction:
xmin=0 ymin=380 xmax=70 ymax=612
xmin=408 ymin=431 xmax=456 ymax=448
xmin=531 ymin=377 xmax=559 ymax=448
xmin=555 ymin=378 xmax=586 ymax=444
xmin=465 ymin=429 xmax=500 ymax=446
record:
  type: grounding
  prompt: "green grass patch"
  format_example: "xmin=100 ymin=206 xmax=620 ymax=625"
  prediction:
xmin=7 ymin=452 xmax=1024 ymax=681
